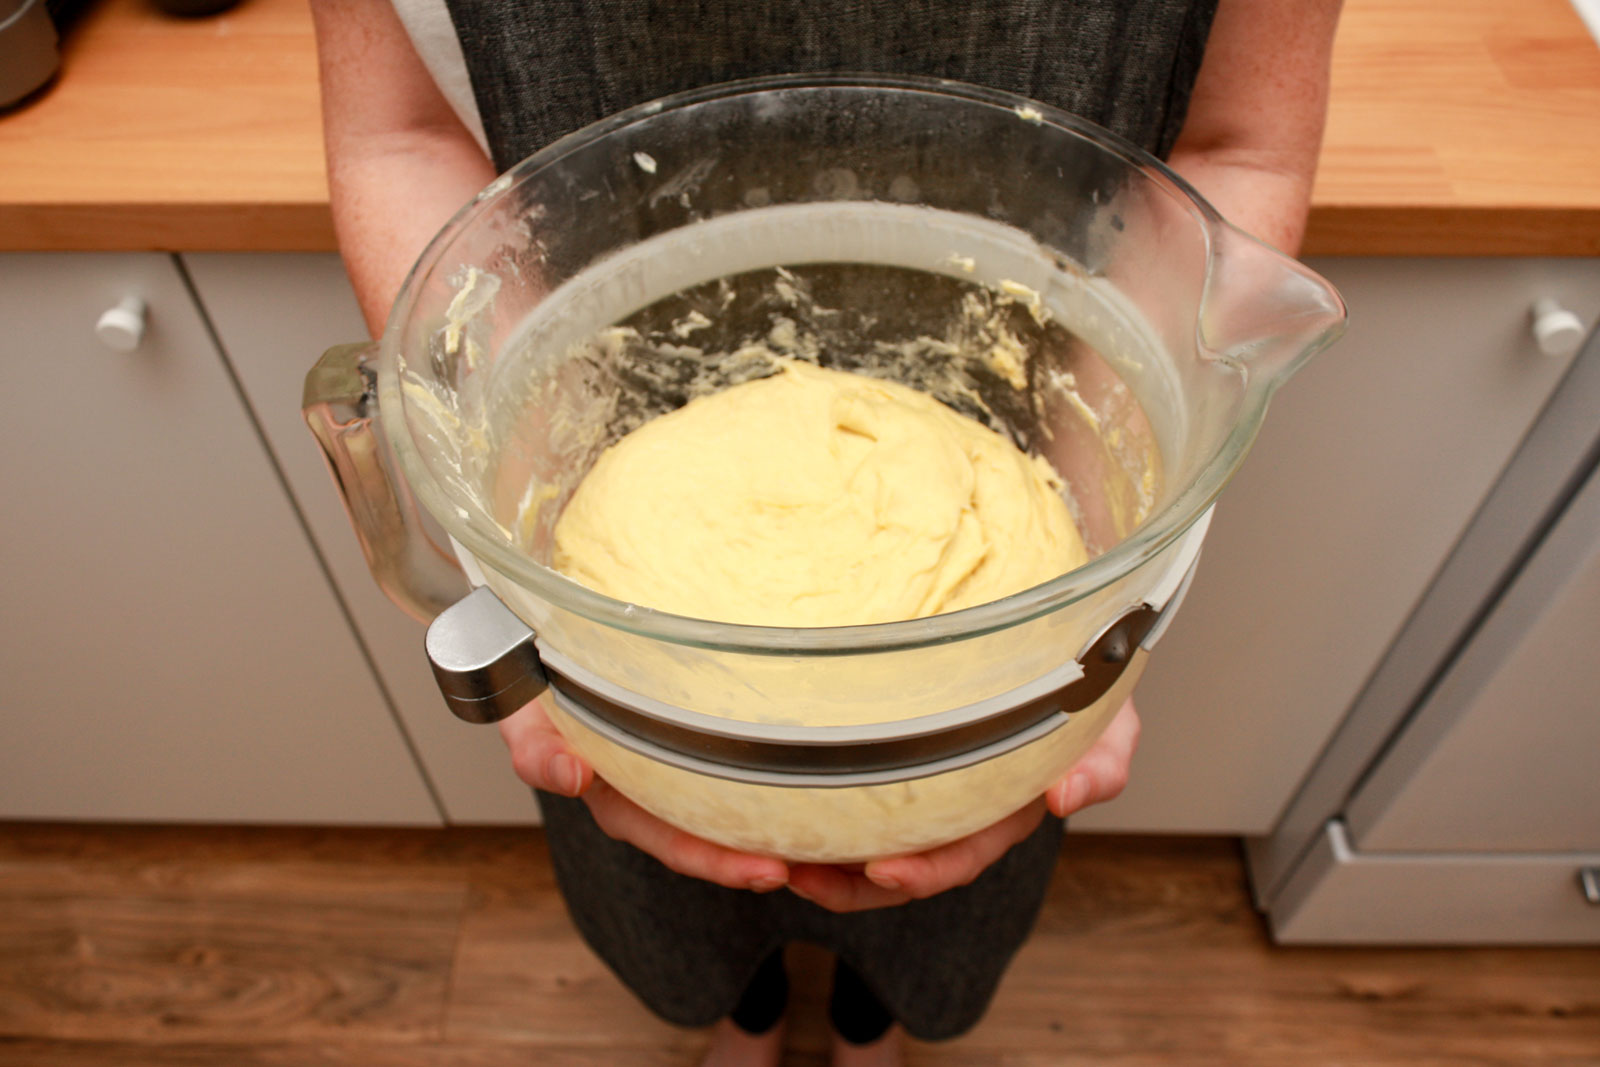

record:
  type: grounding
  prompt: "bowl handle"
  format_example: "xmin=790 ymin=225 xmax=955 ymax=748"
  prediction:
xmin=302 ymin=342 xmax=468 ymax=623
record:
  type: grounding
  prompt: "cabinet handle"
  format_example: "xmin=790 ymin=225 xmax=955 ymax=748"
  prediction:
xmin=95 ymin=296 xmax=147 ymax=352
xmin=1530 ymin=298 xmax=1586 ymax=359
xmin=1581 ymin=867 xmax=1600 ymax=907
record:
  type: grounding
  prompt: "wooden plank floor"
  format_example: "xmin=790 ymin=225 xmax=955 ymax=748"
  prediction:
xmin=0 ymin=825 xmax=1595 ymax=1066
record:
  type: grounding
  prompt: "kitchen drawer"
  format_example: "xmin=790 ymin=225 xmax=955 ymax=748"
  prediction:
xmin=1271 ymin=821 xmax=1600 ymax=944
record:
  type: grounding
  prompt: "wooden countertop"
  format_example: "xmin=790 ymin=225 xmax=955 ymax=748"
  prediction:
xmin=2 ymin=0 xmax=1599 ymax=255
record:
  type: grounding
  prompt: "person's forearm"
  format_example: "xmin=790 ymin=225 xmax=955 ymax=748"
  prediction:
xmin=311 ymin=0 xmax=497 ymax=337
xmin=325 ymin=129 xmax=495 ymax=337
xmin=1167 ymin=0 xmax=1342 ymax=255
xmin=1163 ymin=150 xmax=1314 ymax=255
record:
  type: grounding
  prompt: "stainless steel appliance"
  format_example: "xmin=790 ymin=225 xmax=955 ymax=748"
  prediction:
xmin=0 ymin=0 xmax=64 ymax=108
xmin=1251 ymin=317 xmax=1600 ymax=944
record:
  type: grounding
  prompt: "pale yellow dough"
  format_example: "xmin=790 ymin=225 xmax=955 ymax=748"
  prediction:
xmin=552 ymin=361 xmax=1087 ymax=626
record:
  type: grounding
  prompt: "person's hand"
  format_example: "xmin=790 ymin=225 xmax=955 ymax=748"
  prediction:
xmin=785 ymin=697 xmax=1141 ymax=913
xmin=498 ymin=698 xmax=791 ymax=893
xmin=1040 ymin=694 xmax=1142 ymax=821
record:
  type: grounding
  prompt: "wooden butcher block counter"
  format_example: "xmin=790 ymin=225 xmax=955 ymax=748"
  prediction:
xmin=1 ymin=0 xmax=1598 ymax=255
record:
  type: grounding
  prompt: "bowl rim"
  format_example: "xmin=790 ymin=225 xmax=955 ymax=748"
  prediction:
xmin=377 ymin=73 xmax=1273 ymax=654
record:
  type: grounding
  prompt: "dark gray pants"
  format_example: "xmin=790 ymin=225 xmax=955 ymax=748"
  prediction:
xmin=537 ymin=790 xmax=1063 ymax=1041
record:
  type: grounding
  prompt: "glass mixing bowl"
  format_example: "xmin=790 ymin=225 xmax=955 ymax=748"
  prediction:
xmin=305 ymin=75 xmax=1345 ymax=862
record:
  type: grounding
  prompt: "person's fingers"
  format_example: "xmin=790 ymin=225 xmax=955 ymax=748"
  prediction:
xmin=788 ymin=797 xmax=1049 ymax=910
xmin=584 ymin=780 xmax=790 ymax=893
xmin=860 ymin=798 xmax=1047 ymax=899
xmin=1046 ymin=697 xmax=1141 ymax=818
xmin=496 ymin=698 xmax=593 ymax=797
xmin=787 ymin=863 xmax=912 ymax=912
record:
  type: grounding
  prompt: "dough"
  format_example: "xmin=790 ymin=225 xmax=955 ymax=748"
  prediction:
xmin=552 ymin=360 xmax=1087 ymax=626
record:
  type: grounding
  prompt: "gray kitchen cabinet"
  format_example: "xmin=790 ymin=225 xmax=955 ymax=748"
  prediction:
xmin=181 ymin=253 xmax=538 ymax=824
xmin=88 ymin=252 xmax=1599 ymax=836
xmin=0 ymin=253 xmax=441 ymax=825
xmin=1077 ymin=257 xmax=1600 ymax=834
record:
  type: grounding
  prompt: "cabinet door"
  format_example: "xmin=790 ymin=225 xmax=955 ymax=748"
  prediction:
xmin=1077 ymin=257 xmax=1600 ymax=834
xmin=0 ymin=253 xmax=441 ymax=824
xmin=181 ymin=253 xmax=538 ymax=824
